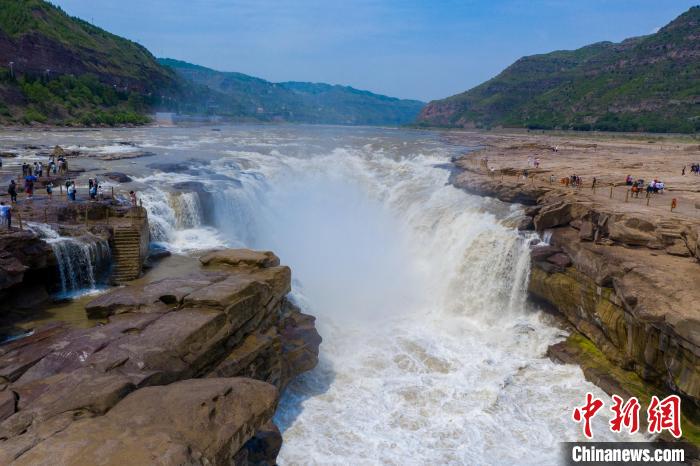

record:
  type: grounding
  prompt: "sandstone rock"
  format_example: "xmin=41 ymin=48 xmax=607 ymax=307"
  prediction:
xmin=547 ymin=252 xmax=572 ymax=269
xmin=200 ymin=249 xmax=281 ymax=269
xmin=666 ymin=241 xmax=691 ymax=257
xmin=243 ymin=420 xmax=283 ymax=466
xmin=0 ymin=389 xmax=16 ymax=422
xmin=534 ymin=202 xmax=572 ymax=230
xmin=0 ymin=230 xmax=53 ymax=307
xmin=11 ymin=378 xmax=278 ymax=466
xmin=0 ymin=249 xmax=319 ymax=465
xmin=579 ymin=220 xmax=595 ymax=241
xmin=607 ymin=216 xmax=657 ymax=246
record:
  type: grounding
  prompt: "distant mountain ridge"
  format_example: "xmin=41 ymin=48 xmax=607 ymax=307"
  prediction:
xmin=417 ymin=6 xmax=700 ymax=133
xmin=158 ymin=58 xmax=424 ymax=126
xmin=0 ymin=0 xmax=423 ymax=126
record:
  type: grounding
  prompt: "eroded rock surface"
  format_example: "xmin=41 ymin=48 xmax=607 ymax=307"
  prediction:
xmin=451 ymin=158 xmax=700 ymax=412
xmin=0 ymin=249 xmax=321 ymax=465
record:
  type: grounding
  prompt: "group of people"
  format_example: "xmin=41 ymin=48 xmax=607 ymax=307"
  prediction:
xmin=526 ymin=156 xmax=541 ymax=169
xmin=88 ymin=178 xmax=105 ymax=201
xmin=625 ymin=175 xmax=665 ymax=196
xmin=685 ymin=164 xmax=700 ymax=176
xmin=561 ymin=174 xmax=583 ymax=187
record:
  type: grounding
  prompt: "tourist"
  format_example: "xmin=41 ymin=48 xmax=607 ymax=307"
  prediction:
xmin=7 ymin=180 xmax=17 ymax=203
xmin=130 ymin=190 xmax=137 ymax=207
xmin=67 ymin=182 xmax=76 ymax=201
xmin=0 ymin=201 xmax=10 ymax=229
xmin=534 ymin=157 xmax=540 ymax=168
xmin=46 ymin=182 xmax=53 ymax=201
xmin=97 ymin=185 xmax=104 ymax=201
xmin=592 ymin=177 xmax=597 ymax=189
xmin=682 ymin=166 xmax=686 ymax=176
xmin=89 ymin=183 xmax=97 ymax=200
xmin=625 ymin=175 xmax=633 ymax=186
xmin=25 ymin=179 xmax=34 ymax=199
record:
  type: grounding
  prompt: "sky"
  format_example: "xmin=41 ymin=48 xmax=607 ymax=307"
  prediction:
xmin=50 ymin=0 xmax=697 ymax=102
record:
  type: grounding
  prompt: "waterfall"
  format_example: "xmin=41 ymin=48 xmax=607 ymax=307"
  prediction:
xmin=28 ymin=223 xmax=111 ymax=296
xmin=139 ymin=187 xmax=224 ymax=253
xmin=117 ymin=127 xmax=636 ymax=464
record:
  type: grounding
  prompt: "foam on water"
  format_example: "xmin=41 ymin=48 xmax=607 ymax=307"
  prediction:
xmin=131 ymin=127 xmax=641 ymax=464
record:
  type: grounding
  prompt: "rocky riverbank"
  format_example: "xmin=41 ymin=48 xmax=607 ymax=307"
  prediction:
xmin=449 ymin=137 xmax=700 ymax=442
xmin=0 ymin=248 xmax=321 ymax=465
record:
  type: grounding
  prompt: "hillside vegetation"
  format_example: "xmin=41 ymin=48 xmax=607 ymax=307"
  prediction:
xmin=417 ymin=6 xmax=700 ymax=133
xmin=0 ymin=0 xmax=176 ymax=125
xmin=159 ymin=59 xmax=425 ymax=126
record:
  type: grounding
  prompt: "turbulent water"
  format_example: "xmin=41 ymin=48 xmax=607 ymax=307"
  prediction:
xmin=2 ymin=126 xmax=635 ymax=464
xmin=28 ymin=222 xmax=110 ymax=297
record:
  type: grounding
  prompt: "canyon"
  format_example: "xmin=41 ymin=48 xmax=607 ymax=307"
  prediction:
xmin=448 ymin=131 xmax=700 ymax=442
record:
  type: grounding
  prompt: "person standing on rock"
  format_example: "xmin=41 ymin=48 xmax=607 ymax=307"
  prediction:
xmin=67 ymin=182 xmax=76 ymax=201
xmin=130 ymin=190 xmax=137 ymax=207
xmin=7 ymin=180 xmax=17 ymax=203
xmin=46 ymin=182 xmax=53 ymax=201
xmin=0 ymin=202 xmax=11 ymax=229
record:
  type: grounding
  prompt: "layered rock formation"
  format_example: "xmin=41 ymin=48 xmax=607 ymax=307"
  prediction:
xmin=451 ymin=156 xmax=700 ymax=436
xmin=0 ymin=248 xmax=321 ymax=465
xmin=0 ymin=229 xmax=53 ymax=309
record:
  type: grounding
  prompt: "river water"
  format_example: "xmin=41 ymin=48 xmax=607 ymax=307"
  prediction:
xmin=0 ymin=125 xmax=630 ymax=464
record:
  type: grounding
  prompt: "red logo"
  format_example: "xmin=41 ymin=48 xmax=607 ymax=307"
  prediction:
xmin=609 ymin=395 xmax=640 ymax=434
xmin=573 ymin=394 xmax=682 ymax=439
xmin=572 ymin=392 xmax=604 ymax=439
xmin=648 ymin=395 xmax=682 ymax=438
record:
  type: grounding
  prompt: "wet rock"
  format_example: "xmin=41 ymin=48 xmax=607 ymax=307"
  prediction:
xmin=546 ymin=252 xmax=572 ymax=269
xmin=0 ymin=230 xmax=54 ymax=311
xmin=101 ymin=172 xmax=132 ymax=183
xmin=243 ymin=420 xmax=283 ymax=466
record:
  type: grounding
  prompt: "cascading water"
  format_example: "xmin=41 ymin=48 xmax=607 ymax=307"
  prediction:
xmin=132 ymin=127 xmax=639 ymax=464
xmin=28 ymin=223 xmax=110 ymax=296
xmin=139 ymin=187 xmax=223 ymax=253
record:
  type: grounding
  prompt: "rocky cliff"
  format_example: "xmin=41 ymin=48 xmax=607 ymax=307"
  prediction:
xmin=450 ymin=158 xmax=700 ymax=439
xmin=0 ymin=248 xmax=321 ymax=465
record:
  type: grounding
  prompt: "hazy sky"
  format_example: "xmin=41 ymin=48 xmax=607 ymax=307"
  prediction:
xmin=50 ymin=0 xmax=697 ymax=101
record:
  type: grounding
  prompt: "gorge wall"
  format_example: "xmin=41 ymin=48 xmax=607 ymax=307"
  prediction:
xmin=0 ymin=248 xmax=321 ymax=465
xmin=450 ymin=157 xmax=700 ymax=439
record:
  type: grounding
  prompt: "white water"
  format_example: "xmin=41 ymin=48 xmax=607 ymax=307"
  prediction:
xmin=28 ymin=223 xmax=110 ymax=297
xmin=133 ymin=128 xmax=637 ymax=464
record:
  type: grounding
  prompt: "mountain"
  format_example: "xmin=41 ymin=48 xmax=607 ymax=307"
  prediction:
xmin=159 ymin=58 xmax=425 ymax=126
xmin=0 ymin=0 xmax=181 ymax=125
xmin=0 ymin=0 xmax=422 ymax=127
xmin=417 ymin=6 xmax=700 ymax=133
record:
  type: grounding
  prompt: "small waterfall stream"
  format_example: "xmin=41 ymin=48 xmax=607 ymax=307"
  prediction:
xmin=28 ymin=223 xmax=111 ymax=296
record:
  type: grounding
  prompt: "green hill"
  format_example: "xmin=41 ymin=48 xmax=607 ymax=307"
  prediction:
xmin=417 ymin=6 xmax=700 ymax=133
xmin=159 ymin=58 xmax=425 ymax=126
xmin=0 ymin=0 xmax=181 ymax=125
